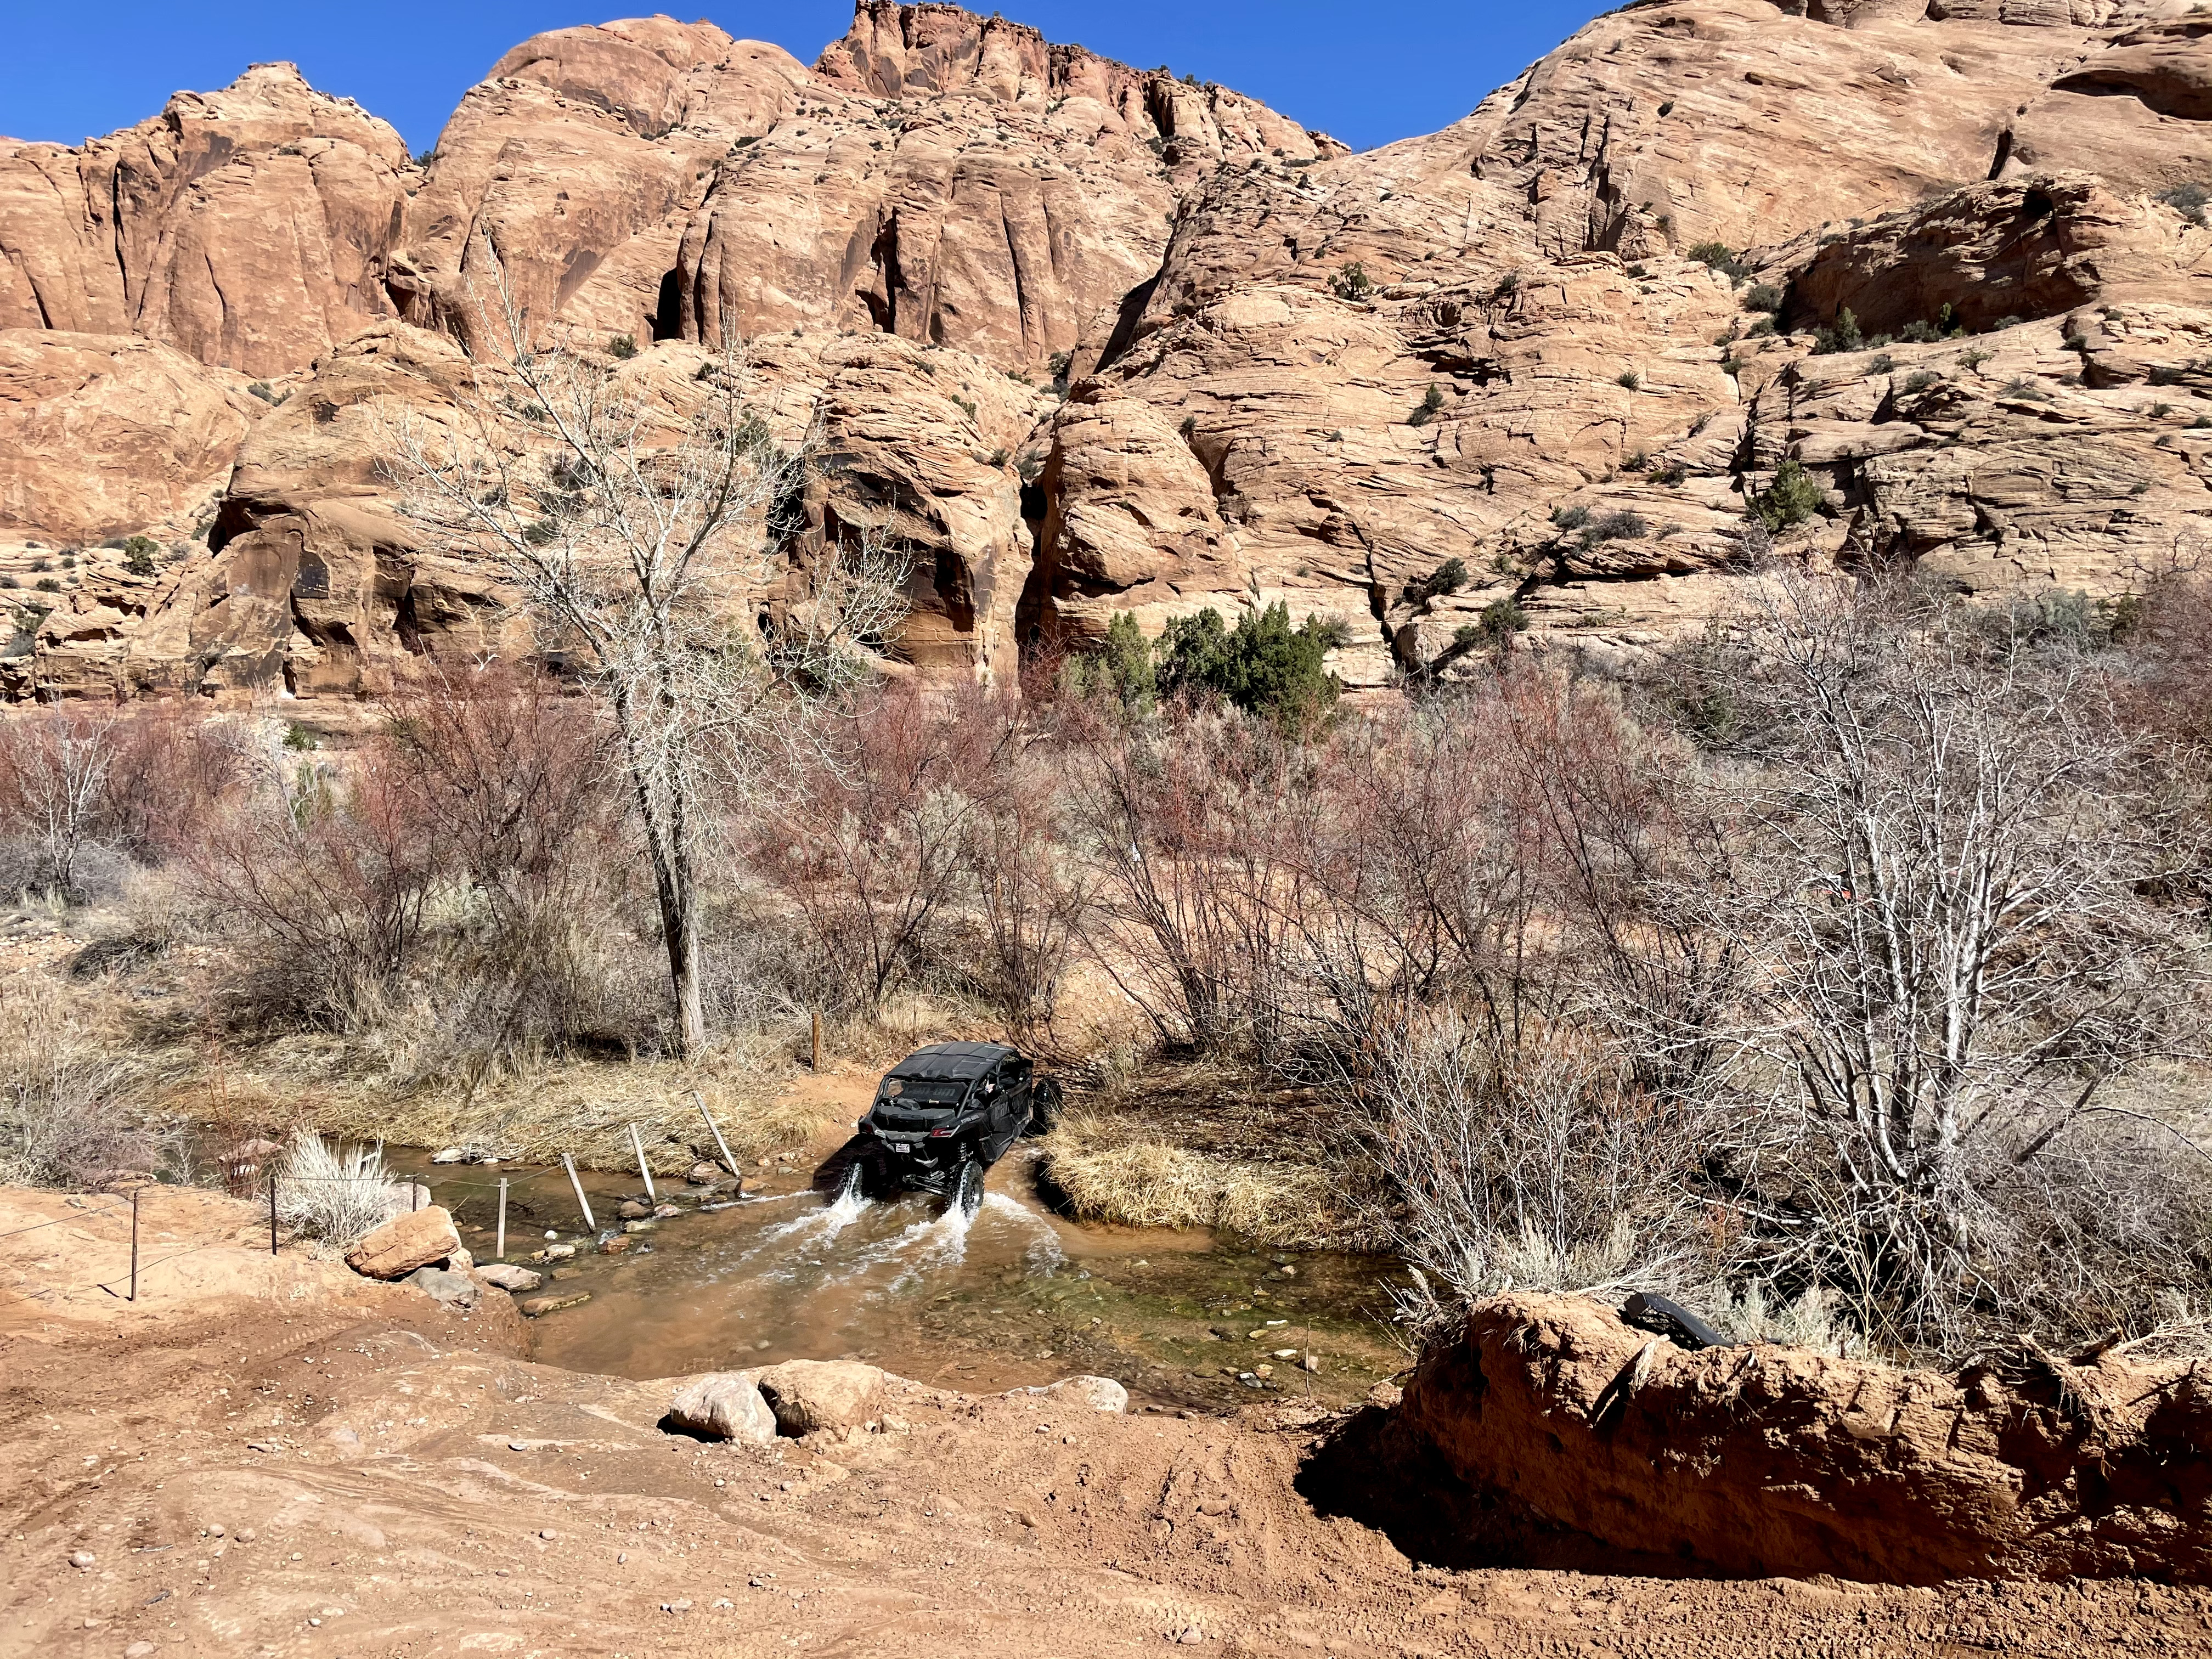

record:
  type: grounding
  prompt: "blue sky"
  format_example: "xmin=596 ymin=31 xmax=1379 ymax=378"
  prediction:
xmin=1 ymin=2 xmax=1605 ymax=156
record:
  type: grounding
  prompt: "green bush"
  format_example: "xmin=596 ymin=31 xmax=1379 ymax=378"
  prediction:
xmin=1401 ymin=557 xmax=1469 ymax=608
xmin=1812 ymin=307 xmax=1865 ymax=356
xmin=1748 ymin=460 xmax=1824 ymax=531
xmin=122 ymin=535 xmax=159 ymax=578
xmin=1455 ymin=599 xmax=1528 ymax=652
xmin=1407 ymin=383 xmax=1445 ymax=427
xmin=34 ymin=577 xmax=61 ymax=593
xmin=1688 ymin=241 xmax=1752 ymax=285
xmin=608 ymin=334 xmax=638 ymax=360
xmin=1742 ymin=283 xmax=1784 ymax=314
xmin=1330 ymin=262 xmax=1374 ymax=302
xmin=2158 ymin=182 xmax=2210 ymax=227
xmin=1904 ymin=370 xmax=1941 ymax=393
xmin=1617 ymin=370 xmax=1641 ymax=391
xmin=1066 ymin=610 xmax=1158 ymax=711
xmin=1156 ymin=602 xmax=1342 ymax=732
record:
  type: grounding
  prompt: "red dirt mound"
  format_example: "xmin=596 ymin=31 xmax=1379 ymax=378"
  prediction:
xmin=1386 ymin=1294 xmax=2212 ymax=1584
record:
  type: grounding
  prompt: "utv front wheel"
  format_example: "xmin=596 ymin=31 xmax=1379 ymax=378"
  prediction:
xmin=951 ymin=1158 xmax=985 ymax=1218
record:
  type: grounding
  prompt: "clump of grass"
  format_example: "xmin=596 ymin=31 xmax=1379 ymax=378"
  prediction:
xmin=275 ymin=1132 xmax=409 ymax=1248
xmin=1039 ymin=1111 xmax=1335 ymax=1246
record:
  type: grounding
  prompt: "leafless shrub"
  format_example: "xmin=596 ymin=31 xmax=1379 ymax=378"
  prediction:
xmin=0 ymin=980 xmax=171 ymax=1189
xmin=1353 ymin=1009 xmax=1703 ymax=1306
xmin=0 ymin=708 xmax=119 ymax=902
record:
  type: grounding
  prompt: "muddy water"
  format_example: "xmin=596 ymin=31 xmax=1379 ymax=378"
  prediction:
xmin=388 ymin=1147 xmax=1407 ymax=1412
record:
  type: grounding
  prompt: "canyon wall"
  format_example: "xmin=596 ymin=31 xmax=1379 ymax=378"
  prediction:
xmin=1 ymin=0 xmax=2206 ymax=702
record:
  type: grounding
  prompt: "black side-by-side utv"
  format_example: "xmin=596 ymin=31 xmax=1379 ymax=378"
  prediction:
xmin=842 ymin=1042 xmax=1061 ymax=1214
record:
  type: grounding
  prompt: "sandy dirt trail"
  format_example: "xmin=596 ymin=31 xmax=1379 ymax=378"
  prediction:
xmin=4 ymin=1186 xmax=2212 ymax=1658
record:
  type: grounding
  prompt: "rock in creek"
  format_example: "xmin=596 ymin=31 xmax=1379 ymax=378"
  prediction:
xmin=519 ymin=1291 xmax=591 ymax=1317
xmin=473 ymin=1263 xmax=543 ymax=1293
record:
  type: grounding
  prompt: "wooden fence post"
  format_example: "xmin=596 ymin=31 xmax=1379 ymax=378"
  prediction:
xmin=496 ymin=1177 xmax=509 ymax=1260
xmin=695 ymin=1090 xmax=739 ymax=1177
xmin=129 ymin=1186 xmax=140 ymax=1303
xmin=562 ymin=1154 xmax=597 ymax=1232
xmin=628 ymin=1122 xmax=657 ymax=1203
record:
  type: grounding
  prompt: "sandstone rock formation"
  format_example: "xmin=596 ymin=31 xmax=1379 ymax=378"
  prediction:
xmin=0 ymin=330 xmax=258 ymax=546
xmin=752 ymin=1358 xmax=885 ymax=1434
xmin=2 ymin=0 xmax=2207 ymax=701
xmin=0 ymin=63 xmax=413 ymax=378
xmin=1389 ymin=1292 xmax=2212 ymax=1583
xmin=666 ymin=1370 xmax=780 ymax=1443
xmin=343 ymin=1206 xmax=462 ymax=1280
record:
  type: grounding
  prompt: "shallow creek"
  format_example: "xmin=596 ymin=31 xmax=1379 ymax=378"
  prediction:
xmin=383 ymin=1146 xmax=1407 ymax=1412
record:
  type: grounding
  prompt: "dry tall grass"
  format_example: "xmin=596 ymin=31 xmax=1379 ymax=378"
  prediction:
xmin=1039 ymin=1111 xmax=1336 ymax=1247
xmin=187 ymin=1032 xmax=825 ymax=1176
xmin=0 ymin=973 xmax=174 ymax=1189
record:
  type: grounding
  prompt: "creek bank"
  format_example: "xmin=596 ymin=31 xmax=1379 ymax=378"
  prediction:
xmin=1370 ymin=1293 xmax=2212 ymax=1584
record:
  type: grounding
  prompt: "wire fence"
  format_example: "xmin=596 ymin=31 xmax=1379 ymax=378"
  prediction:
xmin=4 ymin=1094 xmax=756 ymax=1309
xmin=0 ymin=1135 xmax=706 ymax=1309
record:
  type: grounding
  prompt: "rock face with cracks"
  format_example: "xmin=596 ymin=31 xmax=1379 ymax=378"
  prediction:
xmin=3 ymin=0 xmax=2211 ymax=701
xmin=1389 ymin=1293 xmax=2212 ymax=1584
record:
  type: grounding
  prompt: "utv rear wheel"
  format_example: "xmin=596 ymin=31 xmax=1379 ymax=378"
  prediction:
xmin=952 ymin=1158 xmax=985 ymax=1217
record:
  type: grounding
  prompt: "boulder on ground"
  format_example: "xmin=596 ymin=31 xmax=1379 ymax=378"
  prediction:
xmin=406 ymin=1265 xmax=479 ymax=1310
xmin=344 ymin=1207 xmax=460 ymax=1280
xmin=520 ymin=1291 xmax=591 ymax=1317
xmin=1017 ymin=1376 xmax=1129 ymax=1413
xmin=753 ymin=1360 xmax=884 ymax=1435
xmin=474 ymin=1263 xmax=543 ymax=1293
xmin=667 ymin=1372 xmax=777 ymax=1444
xmin=618 ymin=1199 xmax=651 ymax=1220
xmin=687 ymin=1162 xmax=730 ymax=1186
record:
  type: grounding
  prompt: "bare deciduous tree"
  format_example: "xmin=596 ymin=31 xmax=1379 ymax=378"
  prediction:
xmin=381 ymin=258 xmax=906 ymax=1053
xmin=1679 ymin=576 xmax=2207 ymax=1355
xmin=0 ymin=709 xmax=118 ymax=901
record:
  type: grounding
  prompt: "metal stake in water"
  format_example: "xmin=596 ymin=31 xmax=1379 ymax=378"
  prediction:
xmin=496 ymin=1176 xmax=509 ymax=1260
xmin=628 ymin=1121 xmax=657 ymax=1203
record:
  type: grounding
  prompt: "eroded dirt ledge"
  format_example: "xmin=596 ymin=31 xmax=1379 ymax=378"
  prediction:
xmin=1381 ymin=1293 xmax=2212 ymax=1585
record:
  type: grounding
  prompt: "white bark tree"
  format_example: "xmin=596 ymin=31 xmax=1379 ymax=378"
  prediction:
xmin=381 ymin=261 xmax=906 ymax=1054
xmin=0 ymin=709 xmax=117 ymax=902
xmin=1685 ymin=576 xmax=2204 ymax=1353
